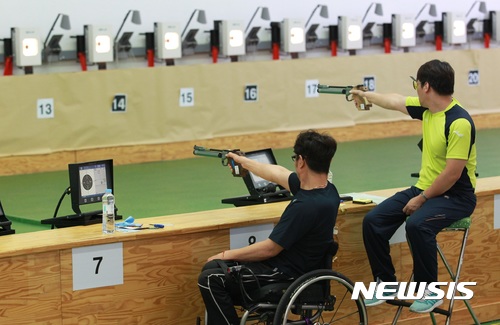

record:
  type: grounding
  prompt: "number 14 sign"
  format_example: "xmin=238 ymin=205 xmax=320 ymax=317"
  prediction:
xmin=72 ymin=242 xmax=124 ymax=291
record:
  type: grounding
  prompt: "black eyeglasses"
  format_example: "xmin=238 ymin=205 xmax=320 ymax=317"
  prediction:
xmin=291 ymin=154 xmax=306 ymax=162
xmin=410 ymin=76 xmax=418 ymax=90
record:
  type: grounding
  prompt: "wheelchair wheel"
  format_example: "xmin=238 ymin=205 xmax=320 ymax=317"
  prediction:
xmin=272 ymin=269 xmax=367 ymax=325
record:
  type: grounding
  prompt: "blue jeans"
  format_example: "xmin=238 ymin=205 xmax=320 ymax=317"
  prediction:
xmin=363 ymin=186 xmax=476 ymax=283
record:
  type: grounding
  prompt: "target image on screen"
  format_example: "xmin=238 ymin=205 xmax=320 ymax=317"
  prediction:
xmin=68 ymin=159 xmax=114 ymax=215
xmin=79 ymin=164 xmax=108 ymax=201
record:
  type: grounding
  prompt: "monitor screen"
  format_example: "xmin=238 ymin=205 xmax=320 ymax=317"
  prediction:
xmin=68 ymin=159 xmax=114 ymax=215
xmin=242 ymin=148 xmax=281 ymax=196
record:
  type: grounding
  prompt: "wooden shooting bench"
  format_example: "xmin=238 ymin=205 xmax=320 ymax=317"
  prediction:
xmin=0 ymin=176 xmax=499 ymax=324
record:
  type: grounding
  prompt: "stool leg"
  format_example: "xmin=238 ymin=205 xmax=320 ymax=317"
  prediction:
xmin=438 ymin=228 xmax=479 ymax=325
xmin=391 ymin=233 xmax=415 ymax=325
xmin=391 ymin=272 xmax=414 ymax=324
xmin=391 ymin=304 xmax=405 ymax=325
xmin=437 ymin=232 xmax=463 ymax=325
xmin=430 ymin=312 xmax=438 ymax=324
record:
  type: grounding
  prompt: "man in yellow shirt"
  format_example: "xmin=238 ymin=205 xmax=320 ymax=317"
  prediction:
xmin=351 ymin=59 xmax=477 ymax=313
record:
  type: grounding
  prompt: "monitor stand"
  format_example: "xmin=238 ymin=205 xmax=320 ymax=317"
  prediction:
xmin=41 ymin=211 xmax=123 ymax=229
xmin=222 ymin=190 xmax=292 ymax=207
xmin=0 ymin=217 xmax=15 ymax=236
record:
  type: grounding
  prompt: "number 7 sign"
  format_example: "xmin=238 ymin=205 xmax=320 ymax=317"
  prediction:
xmin=72 ymin=242 xmax=123 ymax=291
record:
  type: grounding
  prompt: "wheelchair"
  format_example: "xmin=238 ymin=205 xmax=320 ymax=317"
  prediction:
xmin=235 ymin=242 xmax=368 ymax=325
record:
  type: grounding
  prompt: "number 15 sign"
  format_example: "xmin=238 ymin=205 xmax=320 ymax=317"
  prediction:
xmin=72 ymin=242 xmax=124 ymax=291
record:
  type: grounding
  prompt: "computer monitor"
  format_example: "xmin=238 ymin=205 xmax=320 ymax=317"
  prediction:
xmin=222 ymin=148 xmax=292 ymax=207
xmin=242 ymin=148 xmax=284 ymax=196
xmin=41 ymin=159 xmax=120 ymax=228
xmin=68 ymin=159 xmax=114 ymax=216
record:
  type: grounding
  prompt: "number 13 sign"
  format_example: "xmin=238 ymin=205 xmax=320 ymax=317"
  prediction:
xmin=72 ymin=242 xmax=124 ymax=291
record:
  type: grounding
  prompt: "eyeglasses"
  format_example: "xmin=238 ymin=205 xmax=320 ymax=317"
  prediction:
xmin=291 ymin=154 xmax=306 ymax=162
xmin=410 ymin=76 xmax=418 ymax=90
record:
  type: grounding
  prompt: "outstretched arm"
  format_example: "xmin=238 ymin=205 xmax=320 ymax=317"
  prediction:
xmin=350 ymin=89 xmax=409 ymax=115
xmin=226 ymin=152 xmax=292 ymax=190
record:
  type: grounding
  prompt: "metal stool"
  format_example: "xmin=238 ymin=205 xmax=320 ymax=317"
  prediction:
xmin=388 ymin=217 xmax=480 ymax=325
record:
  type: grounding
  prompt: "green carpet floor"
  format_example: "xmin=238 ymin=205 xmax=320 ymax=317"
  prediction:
xmin=1 ymin=128 xmax=499 ymax=234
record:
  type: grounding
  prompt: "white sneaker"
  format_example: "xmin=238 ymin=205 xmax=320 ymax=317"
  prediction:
xmin=409 ymin=288 xmax=443 ymax=313
xmin=363 ymin=282 xmax=398 ymax=307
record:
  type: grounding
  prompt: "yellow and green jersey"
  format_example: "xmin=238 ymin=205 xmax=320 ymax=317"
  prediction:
xmin=405 ymin=97 xmax=477 ymax=193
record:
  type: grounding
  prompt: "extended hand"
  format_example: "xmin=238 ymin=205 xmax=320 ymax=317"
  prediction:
xmin=225 ymin=152 xmax=248 ymax=177
xmin=349 ymin=87 xmax=372 ymax=111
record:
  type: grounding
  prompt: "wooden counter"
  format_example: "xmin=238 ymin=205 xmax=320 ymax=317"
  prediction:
xmin=1 ymin=177 xmax=499 ymax=324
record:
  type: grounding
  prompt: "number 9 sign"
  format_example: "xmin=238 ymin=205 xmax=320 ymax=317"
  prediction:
xmin=230 ymin=224 xmax=274 ymax=249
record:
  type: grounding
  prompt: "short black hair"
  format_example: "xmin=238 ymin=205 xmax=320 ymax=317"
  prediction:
xmin=416 ymin=59 xmax=455 ymax=96
xmin=293 ymin=130 xmax=337 ymax=173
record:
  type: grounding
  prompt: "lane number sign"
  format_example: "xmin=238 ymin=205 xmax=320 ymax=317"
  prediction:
xmin=230 ymin=223 xmax=273 ymax=249
xmin=244 ymin=85 xmax=258 ymax=102
xmin=72 ymin=242 xmax=124 ymax=291
xmin=112 ymin=94 xmax=127 ymax=112
xmin=305 ymin=79 xmax=319 ymax=98
xmin=37 ymin=98 xmax=54 ymax=119
xmin=179 ymin=88 xmax=195 ymax=107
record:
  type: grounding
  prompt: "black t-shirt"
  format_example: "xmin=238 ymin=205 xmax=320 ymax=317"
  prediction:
xmin=266 ymin=173 xmax=340 ymax=278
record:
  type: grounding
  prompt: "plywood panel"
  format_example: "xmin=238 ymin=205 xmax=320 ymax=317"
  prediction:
xmin=59 ymin=231 xmax=228 ymax=325
xmin=0 ymin=252 xmax=62 ymax=324
xmin=0 ymin=178 xmax=497 ymax=324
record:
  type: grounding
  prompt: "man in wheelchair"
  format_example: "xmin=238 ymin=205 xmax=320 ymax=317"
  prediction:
xmin=198 ymin=130 xmax=341 ymax=325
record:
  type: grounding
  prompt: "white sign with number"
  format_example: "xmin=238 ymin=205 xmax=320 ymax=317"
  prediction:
xmin=72 ymin=242 xmax=124 ymax=291
xmin=230 ymin=223 xmax=274 ymax=249
xmin=179 ymin=88 xmax=195 ymax=107
xmin=37 ymin=98 xmax=54 ymax=119
xmin=305 ymin=79 xmax=319 ymax=98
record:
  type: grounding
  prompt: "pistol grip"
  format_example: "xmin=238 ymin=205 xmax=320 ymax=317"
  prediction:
xmin=352 ymin=85 xmax=372 ymax=111
xmin=228 ymin=154 xmax=248 ymax=177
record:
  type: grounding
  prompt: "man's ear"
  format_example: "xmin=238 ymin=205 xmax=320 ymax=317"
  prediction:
xmin=423 ymin=81 xmax=430 ymax=93
xmin=298 ymin=157 xmax=306 ymax=169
